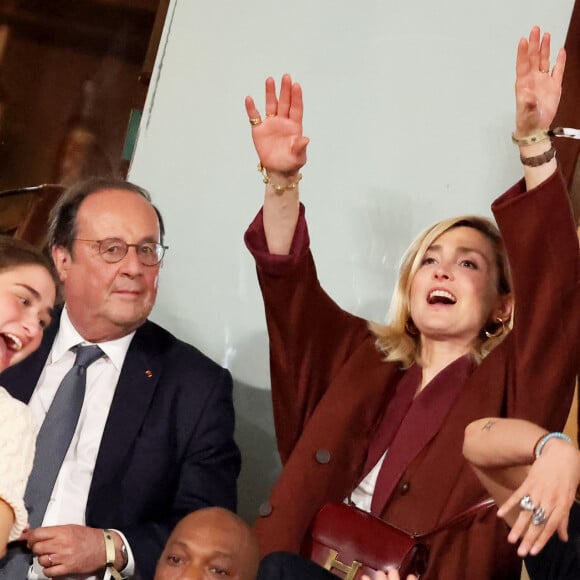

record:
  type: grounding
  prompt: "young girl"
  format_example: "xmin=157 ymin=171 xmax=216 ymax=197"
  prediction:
xmin=0 ymin=236 xmax=57 ymax=555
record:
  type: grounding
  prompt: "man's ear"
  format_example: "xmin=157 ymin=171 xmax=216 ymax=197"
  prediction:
xmin=51 ymin=246 xmax=72 ymax=283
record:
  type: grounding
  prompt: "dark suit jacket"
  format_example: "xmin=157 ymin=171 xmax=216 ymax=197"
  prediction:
xmin=245 ymin=169 xmax=580 ymax=580
xmin=525 ymin=501 xmax=580 ymax=580
xmin=0 ymin=314 xmax=241 ymax=579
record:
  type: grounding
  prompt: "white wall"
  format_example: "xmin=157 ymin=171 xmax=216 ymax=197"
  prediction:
xmin=129 ymin=0 xmax=575 ymax=520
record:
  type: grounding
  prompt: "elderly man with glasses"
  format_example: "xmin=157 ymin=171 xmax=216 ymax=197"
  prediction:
xmin=0 ymin=178 xmax=240 ymax=580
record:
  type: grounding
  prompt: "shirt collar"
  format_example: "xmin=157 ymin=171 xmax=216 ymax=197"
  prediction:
xmin=50 ymin=306 xmax=136 ymax=371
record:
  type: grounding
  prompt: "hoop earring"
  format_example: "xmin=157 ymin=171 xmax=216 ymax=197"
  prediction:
xmin=405 ymin=318 xmax=419 ymax=336
xmin=484 ymin=317 xmax=505 ymax=339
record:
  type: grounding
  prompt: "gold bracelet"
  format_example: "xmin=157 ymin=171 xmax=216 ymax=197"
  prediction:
xmin=511 ymin=130 xmax=550 ymax=146
xmin=257 ymin=162 xmax=302 ymax=192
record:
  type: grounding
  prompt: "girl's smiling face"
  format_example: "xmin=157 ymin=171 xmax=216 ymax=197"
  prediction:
xmin=0 ymin=264 xmax=56 ymax=372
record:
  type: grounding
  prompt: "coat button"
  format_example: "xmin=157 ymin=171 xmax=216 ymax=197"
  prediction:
xmin=399 ymin=481 xmax=411 ymax=495
xmin=315 ymin=449 xmax=331 ymax=464
xmin=258 ymin=501 xmax=273 ymax=517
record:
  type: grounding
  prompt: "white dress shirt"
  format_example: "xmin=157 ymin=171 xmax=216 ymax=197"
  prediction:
xmin=27 ymin=308 xmax=136 ymax=580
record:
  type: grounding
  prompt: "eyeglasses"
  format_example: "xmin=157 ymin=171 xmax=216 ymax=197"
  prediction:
xmin=75 ymin=238 xmax=168 ymax=266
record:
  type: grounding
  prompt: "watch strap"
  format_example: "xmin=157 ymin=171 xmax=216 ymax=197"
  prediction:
xmin=103 ymin=529 xmax=123 ymax=580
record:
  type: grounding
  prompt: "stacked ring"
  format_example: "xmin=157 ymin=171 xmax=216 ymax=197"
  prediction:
xmin=519 ymin=495 xmax=536 ymax=511
xmin=532 ymin=507 xmax=547 ymax=526
xmin=249 ymin=117 xmax=261 ymax=126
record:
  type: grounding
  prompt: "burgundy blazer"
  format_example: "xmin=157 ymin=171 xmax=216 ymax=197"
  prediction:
xmin=245 ymin=170 xmax=580 ymax=580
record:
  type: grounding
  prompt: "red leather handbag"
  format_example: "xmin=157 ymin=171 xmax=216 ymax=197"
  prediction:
xmin=302 ymin=499 xmax=494 ymax=579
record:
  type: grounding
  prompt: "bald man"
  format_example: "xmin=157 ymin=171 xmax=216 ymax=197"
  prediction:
xmin=154 ymin=508 xmax=260 ymax=580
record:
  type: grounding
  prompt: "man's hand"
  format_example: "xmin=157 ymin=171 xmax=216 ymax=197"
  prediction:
xmin=24 ymin=524 xmax=106 ymax=578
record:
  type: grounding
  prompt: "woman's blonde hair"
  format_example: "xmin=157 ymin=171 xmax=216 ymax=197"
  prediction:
xmin=369 ymin=215 xmax=512 ymax=368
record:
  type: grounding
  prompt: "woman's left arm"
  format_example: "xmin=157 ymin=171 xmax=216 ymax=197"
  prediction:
xmin=492 ymin=28 xmax=579 ymax=429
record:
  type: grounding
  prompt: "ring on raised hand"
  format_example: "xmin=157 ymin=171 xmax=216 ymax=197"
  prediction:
xmin=532 ymin=507 xmax=547 ymax=526
xmin=47 ymin=554 xmax=53 ymax=566
xmin=519 ymin=495 xmax=536 ymax=511
xmin=266 ymin=113 xmax=276 ymax=118
xmin=540 ymin=69 xmax=549 ymax=74
xmin=249 ymin=117 xmax=261 ymax=126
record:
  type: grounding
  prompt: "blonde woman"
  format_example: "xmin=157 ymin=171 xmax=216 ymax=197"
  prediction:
xmin=246 ymin=27 xmax=579 ymax=580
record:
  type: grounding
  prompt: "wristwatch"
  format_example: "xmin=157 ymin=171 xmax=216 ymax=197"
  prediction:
xmin=119 ymin=539 xmax=128 ymax=569
xmin=103 ymin=529 xmax=126 ymax=579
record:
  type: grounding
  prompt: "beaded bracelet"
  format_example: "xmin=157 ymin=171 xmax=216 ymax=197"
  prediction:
xmin=258 ymin=162 xmax=302 ymax=192
xmin=534 ymin=432 xmax=573 ymax=459
xmin=512 ymin=127 xmax=580 ymax=146
xmin=512 ymin=130 xmax=550 ymax=146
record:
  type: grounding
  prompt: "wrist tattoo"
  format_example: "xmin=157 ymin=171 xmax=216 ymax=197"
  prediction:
xmin=482 ymin=420 xmax=496 ymax=431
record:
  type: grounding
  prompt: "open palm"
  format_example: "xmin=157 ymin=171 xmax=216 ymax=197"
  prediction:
xmin=245 ymin=74 xmax=309 ymax=174
xmin=515 ymin=27 xmax=566 ymax=136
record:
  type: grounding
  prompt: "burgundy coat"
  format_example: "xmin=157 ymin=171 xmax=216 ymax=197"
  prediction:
xmin=245 ymin=170 xmax=580 ymax=580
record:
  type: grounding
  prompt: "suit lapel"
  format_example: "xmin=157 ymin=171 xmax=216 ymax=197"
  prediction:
xmin=89 ymin=321 xmax=163 ymax=495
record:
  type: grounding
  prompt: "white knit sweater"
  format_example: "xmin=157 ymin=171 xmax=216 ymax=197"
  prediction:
xmin=0 ymin=387 xmax=36 ymax=541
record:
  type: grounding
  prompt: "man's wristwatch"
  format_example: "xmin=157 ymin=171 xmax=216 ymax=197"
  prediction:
xmin=119 ymin=539 xmax=128 ymax=569
xmin=103 ymin=529 xmax=127 ymax=579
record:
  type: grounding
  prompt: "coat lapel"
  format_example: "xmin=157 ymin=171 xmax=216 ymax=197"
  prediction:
xmin=371 ymin=356 xmax=476 ymax=516
xmin=89 ymin=321 xmax=163 ymax=495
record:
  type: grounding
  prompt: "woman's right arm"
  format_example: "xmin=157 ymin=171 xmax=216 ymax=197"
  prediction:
xmin=244 ymin=77 xmax=371 ymax=460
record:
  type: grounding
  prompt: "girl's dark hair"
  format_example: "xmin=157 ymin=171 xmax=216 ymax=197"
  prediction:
xmin=0 ymin=236 xmax=60 ymax=295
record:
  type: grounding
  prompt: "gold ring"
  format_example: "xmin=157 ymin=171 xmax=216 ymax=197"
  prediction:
xmin=249 ymin=117 xmax=261 ymax=126
xmin=266 ymin=113 xmax=276 ymax=118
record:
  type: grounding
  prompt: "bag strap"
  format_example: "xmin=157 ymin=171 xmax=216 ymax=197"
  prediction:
xmin=413 ymin=497 xmax=495 ymax=539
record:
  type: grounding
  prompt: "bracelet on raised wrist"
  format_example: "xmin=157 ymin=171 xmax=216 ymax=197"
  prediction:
xmin=257 ymin=162 xmax=302 ymax=192
xmin=520 ymin=146 xmax=556 ymax=167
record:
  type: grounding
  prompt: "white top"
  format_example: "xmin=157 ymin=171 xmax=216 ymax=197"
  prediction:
xmin=27 ymin=307 xmax=135 ymax=580
xmin=347 ymin=451 xmax=387 ymax=513
xmin=0 ymin=386 xmax=36 ymax=541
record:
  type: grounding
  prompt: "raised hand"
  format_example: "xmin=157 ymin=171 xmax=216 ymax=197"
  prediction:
xmin=245 ymin=74 xmax=309 ymax=176
xmin=515 ymin=26 xmax=566 ymax=137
